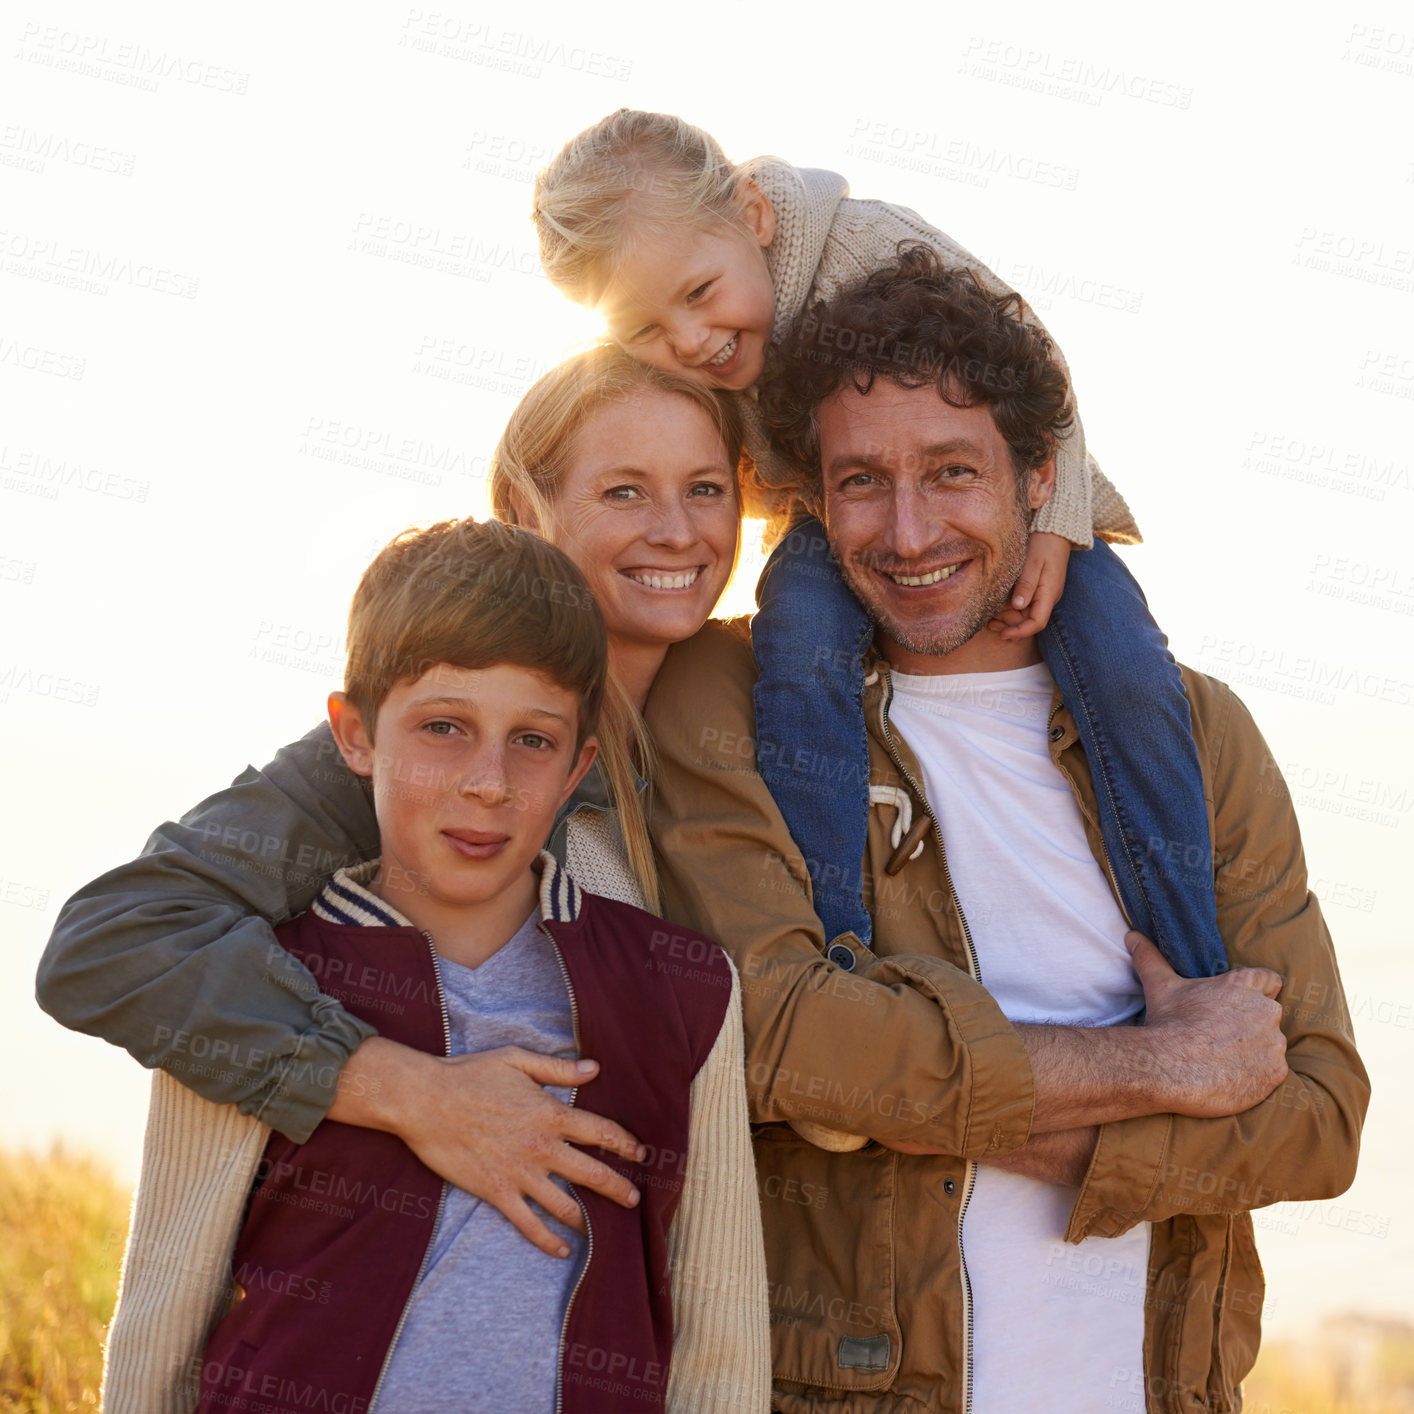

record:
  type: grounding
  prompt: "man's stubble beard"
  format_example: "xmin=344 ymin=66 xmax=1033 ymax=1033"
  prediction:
xmin=834 ymin=505 xmax=1032 ymax=660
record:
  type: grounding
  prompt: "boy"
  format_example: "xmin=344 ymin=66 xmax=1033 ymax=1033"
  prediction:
xmin=103 ymin=517 xmax=768 ymax=1414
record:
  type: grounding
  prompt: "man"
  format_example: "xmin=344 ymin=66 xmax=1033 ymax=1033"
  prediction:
xmin=643 ymin=245 xmax=1368 ymax=1413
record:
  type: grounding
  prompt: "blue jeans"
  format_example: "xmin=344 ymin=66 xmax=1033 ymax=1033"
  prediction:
xmin=752 ymin=518 xmax=1228 ymax=977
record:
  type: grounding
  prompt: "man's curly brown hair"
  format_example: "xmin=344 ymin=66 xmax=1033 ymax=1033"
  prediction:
xmin=757 ymin=244 xmax=1075 ymax=513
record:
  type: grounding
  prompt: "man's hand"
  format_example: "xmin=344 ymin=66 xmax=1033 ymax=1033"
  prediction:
xmin=1018 ymin=932 xmax=1288 ymax=1133
xmin=1129 ymin=931 xmax=1289 ymax=1117
xmin=328 ymin=1037 xmax=647 ymax=1258
xmin=988 ymin=531 xmax=1071 ymax=639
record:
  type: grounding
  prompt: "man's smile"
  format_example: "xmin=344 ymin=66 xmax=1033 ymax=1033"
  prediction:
xmin=881 ymin=561 xmax=965 ymax=588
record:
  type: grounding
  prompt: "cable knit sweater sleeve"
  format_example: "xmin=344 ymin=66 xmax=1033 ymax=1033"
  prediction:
xmin=102 ymin=1072 xmax=268 ymax=1414
xmin=665 ymin=958 xmax=772 ymax=1414
xmin=743 ymin=158 xmax=1141 ymax=549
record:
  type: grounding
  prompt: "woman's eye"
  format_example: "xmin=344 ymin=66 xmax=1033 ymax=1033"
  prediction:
xmin=604 ymin=484 xmax=643 ymax=502
xmin=688 ymin=481 xmax=726 ymax=498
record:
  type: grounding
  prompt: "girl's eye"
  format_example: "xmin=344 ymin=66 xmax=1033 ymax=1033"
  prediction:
xmin=516 ymin=733 xmax=552 ymax=750
xmin=629 ymin=323 xmax=658 ymax=343
xmin=686 ymin=281 xmax=712 ymax=302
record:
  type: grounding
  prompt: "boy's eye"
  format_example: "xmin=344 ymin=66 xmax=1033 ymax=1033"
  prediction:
xmin=424 ymin=720 xmax=460 ymax=736
xmin=515 ymin=732 xmax=552 ymax=750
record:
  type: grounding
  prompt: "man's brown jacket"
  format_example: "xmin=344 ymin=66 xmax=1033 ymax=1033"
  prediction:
xmin=645 ymin=618 xmax=1368 ymax=1414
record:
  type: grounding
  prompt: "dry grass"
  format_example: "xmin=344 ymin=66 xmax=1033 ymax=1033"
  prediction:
xmin=0 ymin=1148 xmax=130 ymax=1414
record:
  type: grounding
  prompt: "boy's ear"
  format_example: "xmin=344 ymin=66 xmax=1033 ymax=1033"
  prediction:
xmin=736 ymin=179 xmax=776 ymax=249
xmin=558 ymin=736 xmax=599 ymax=808
xmin=327 ymin=692 xmax=376 ymax=777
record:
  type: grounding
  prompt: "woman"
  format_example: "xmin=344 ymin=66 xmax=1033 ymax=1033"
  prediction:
xmin=37 ymin=345 xmax=764 ymax=1411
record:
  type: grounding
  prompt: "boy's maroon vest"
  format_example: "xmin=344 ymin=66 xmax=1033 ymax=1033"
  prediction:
xmin=197 ymin=876 xmax=732 ymax=1414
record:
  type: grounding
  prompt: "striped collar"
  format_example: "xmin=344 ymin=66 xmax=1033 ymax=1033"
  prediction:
xmin=309 ymin=851 xmax=585 ymax=930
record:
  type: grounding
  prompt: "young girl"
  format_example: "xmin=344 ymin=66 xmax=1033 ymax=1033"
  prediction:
xmin=532 ymin=108 xmax=1226 ymax=981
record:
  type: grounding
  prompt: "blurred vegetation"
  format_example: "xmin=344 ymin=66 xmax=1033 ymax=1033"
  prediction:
xmin=0 ymin=1147 xmax=128 ymax=1413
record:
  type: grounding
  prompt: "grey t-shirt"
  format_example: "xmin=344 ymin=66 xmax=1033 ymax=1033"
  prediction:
xmin=373 ymin=911 xmax=586 ymax=1413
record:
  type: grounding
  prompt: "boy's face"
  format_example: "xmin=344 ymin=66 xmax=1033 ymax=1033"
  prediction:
xmin=328 ymin=663 xmax=597 ymax=929
xmin=596 ymin=187 xmax=776 ymax=393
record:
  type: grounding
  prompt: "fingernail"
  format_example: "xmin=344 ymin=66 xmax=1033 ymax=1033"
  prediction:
xmin=575 ymin=1059 xmax=596 ymax=1075
xmin=556 ymin=1243 xmax=570 ymax=1258
xmin=636 ymin=1145 xmax=648 ymax=1162
xmin=628 ymin=1188 xmax=641 ymax=1206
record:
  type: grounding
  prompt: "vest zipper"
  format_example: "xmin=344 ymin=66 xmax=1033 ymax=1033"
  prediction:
xmin=540 ymin=919 xmax=592 ymax=1414
xmin=876 ymin=668 xmax=979 ymax=1414
xmin=367 ymin=932 xmax=452 ymax=1414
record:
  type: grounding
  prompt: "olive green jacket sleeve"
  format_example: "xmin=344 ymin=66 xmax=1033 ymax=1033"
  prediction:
xmin=1065 ymin=675 xmax=1370 ymax=1240
xmin=645 ymin=620 xmax=1034 ymax=1156
xmin=35 ymin=723 xmax=380 ymax=1143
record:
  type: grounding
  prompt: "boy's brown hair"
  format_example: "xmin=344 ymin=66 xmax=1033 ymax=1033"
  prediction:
xmin=344 ymin=517 xmax=607 ymax=748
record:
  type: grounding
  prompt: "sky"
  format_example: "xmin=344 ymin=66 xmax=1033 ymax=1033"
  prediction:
xmin=4 ymin=0 xmax=1412 ymax=1340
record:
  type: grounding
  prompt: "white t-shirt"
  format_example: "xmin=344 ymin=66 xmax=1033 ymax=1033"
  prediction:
xmin=887 ymin=662 xmax=1151 ymax=1414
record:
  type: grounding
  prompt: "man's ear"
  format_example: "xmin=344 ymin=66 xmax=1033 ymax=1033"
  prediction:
xmin=559 ymin=736 xmax=599 ymax=809
xmin=736 ymin=179 xmax=776 ymax=249
xmin=1027 ymin=448 xmax=1058 ymax=512
xmin=327 ymin=692 xmax=376 ymax=777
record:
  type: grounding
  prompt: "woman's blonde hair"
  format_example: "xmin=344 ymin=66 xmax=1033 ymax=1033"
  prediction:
xmin=490 ymin=343 xmax=745 ymax=913
xmin=533 ymin=109 xmax=747 ymax=306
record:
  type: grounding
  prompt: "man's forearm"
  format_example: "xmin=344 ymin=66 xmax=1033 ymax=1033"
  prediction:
xmin=981 ymin=1126 xmax=1098 ymax=1187
xmin=1021 ymin=1023 xmax=1166 ymax=1132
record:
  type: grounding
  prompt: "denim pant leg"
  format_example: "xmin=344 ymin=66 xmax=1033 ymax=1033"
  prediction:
xmin=1039 ymin=541 xmax=1228 ymax=977
xmin=753 ymin=518 xmax=876 ymax=946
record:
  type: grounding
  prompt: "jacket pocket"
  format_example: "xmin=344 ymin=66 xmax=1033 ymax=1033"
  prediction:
xmin=754 ymin=1126 xmax=901 ymax=1396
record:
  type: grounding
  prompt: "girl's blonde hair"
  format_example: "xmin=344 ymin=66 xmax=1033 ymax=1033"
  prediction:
xmin=490 ymin=343 xmax=745 ymax=914
xmin=533 ymin=109 xmax=747 ymax=306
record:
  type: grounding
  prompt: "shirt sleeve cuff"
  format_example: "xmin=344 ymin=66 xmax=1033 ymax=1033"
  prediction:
xmin=247 ymin=997 xmax=379 ymax=1143
xmin=1064 ymin=1111 xmax=1173 ymax=1242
